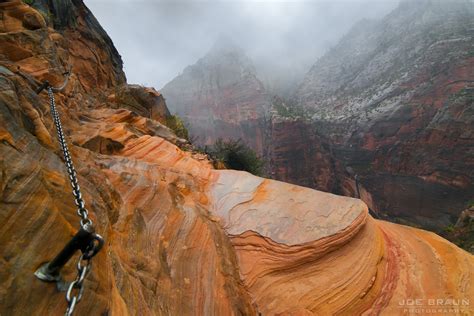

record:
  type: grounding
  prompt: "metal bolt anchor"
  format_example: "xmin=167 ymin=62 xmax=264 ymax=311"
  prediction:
xmin=34 ymin=224 xmax=104 ymax=288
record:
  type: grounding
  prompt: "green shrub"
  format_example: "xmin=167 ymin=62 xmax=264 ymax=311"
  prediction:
xmin=207 ymin=138 xmax=264 ymax=176
xmin=22 ymin=0 xmax=34 ymax=5
xmin=165 ymin=115 xmax=189 ymax=140
xmin=272 ymin=96 xmax=307 ymax=119
xmin=443 ymin=224 xmax=455 ymax=233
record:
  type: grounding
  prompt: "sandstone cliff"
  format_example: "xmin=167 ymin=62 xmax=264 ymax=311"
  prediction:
xmin=0 ymin=1 xmax=472 ymax=315
xmin=161 ymin=37 xmax=270 ymax=154
xmin=289 ymin=0 xmax=474 ymax=230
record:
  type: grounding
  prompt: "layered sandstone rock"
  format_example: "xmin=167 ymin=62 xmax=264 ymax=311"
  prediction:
xmin=0 ymin=2 xmax=255 ymax=315
xmin=209 ymin=172 xmax=473 ymax=315
xmin=0 ymin=1 xmax=472 ymax=316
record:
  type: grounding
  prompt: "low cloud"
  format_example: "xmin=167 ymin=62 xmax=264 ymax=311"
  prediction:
xmin=85 ymin=0 xmax=399 ymax=90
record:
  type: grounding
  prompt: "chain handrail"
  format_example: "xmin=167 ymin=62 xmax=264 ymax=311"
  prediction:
xmin=47 ymin=86 xmax=93 ymax=230
xmin=34 ymin=71 xmax=103 ymax=316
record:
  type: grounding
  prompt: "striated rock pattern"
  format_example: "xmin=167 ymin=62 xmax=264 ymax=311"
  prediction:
xmin=108 ymin=84 xmax=170 ymax=122
xmin=209 ymin=171 xmax=473 ymax=315
xmin=161 ymin=38 xmax=270 ymax=154
xmin=292 ymin=0 xmax=474 ymax=230
xmin=0 ymin=1 xmax=472 ymax=316
xmin=0 ymin=2 xmax=255 ymax=315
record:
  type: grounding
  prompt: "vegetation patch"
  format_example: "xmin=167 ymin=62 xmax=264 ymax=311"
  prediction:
xmin=272 ymin=96 xmax=308 ymax=119
xmin=441 ymin=222 xmax=474 ymax=254
xmin=440 ymin=204 xmax=474 ymax=254
xmin=204 ymin=138 xmax=264 ymax=176
xmin=467 ymin=200 xmax=474 ymax=208
xmin=165 ymin=115 xmax=189 ymax=140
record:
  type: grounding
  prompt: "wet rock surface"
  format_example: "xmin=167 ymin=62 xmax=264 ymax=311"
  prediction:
xmin=289 ymin=0 xmax=474 ymax=230
xmin=0 ymin=1 xmax=472 ymax=315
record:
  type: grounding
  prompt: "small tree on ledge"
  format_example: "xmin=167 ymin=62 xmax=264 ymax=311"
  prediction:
xmin=207 ymin=138 xmax=264 ymax=176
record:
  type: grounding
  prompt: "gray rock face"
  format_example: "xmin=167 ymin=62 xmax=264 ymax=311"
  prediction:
xmin=297 ymin=0 xmax=473 ymax=130
xmin=291 ymin=0 xmax=474 ymax=229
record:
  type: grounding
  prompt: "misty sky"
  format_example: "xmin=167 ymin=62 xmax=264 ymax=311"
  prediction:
xmin=85 ymin=0 xmax=399 ymax=91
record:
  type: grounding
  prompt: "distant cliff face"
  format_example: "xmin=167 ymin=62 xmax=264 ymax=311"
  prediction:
xmin=264 ymin=114 xmax=335 ymax=191
xmin=291 ymin=0 xmax=474 ymax=229
xmin=160 ymin=1 xmax=473 ymax=231
xmin=161 ymin=39 xmax=270 ymax=154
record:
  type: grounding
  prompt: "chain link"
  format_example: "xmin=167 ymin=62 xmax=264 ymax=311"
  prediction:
xmin=65 ymin=254 xmax=92 ymax=316
xmin=47 ymin=86 xmax=95 ymax=315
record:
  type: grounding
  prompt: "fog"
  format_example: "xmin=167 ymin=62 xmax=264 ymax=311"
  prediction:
xmin=85 ymin=0 xmax=399 ymax=93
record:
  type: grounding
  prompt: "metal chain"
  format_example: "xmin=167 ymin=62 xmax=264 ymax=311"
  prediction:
xmin=47 ymin=86 xmax=95 ymax=316
xmin=47 ymin=87 xmax=93 ymax=229
xmin=65 ymin=254 xmax=92 ymax=316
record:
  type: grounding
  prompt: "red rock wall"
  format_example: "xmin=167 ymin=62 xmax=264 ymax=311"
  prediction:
xmin=264 ymin=117 xmax=336 ymax=192
xmin=289 ymin=0 xmax=474 ymax=230
xmin=161 ymin=41 xmax=271 ymax=154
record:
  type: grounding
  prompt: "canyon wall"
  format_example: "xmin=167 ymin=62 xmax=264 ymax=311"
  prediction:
xmin=0 ymin=1 xmax=472 ymax=315
xmin=161 ymin=38 xmax=270 ymax=154
xmin=289 ymin=0 xmax=474 ymax=229
xmin=265 ymin=116 xmax=336 ymax=192
xmin=161 ymin=0 xmax=473 ymax=231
